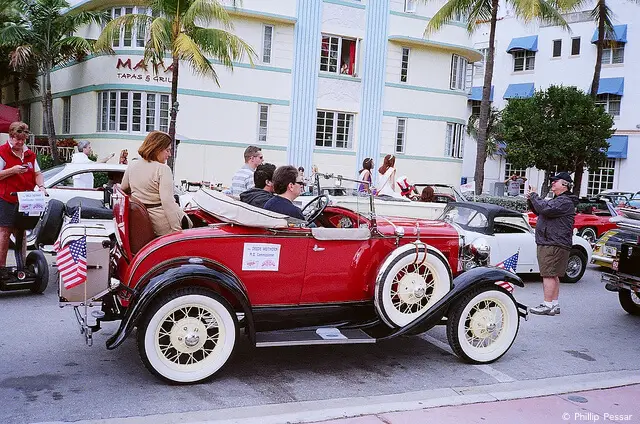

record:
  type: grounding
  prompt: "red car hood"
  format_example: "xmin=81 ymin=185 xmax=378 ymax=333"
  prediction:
xmin=375 ymin=216 xmax=459 ymax=238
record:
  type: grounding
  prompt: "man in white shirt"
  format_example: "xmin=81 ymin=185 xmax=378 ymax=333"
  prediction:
xmin=71 ymin=140 xmax=114 ymax=188
xmin=230 ymin=145 xmax=263 ymax=196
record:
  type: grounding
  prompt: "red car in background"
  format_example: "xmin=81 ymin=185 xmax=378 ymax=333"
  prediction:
xmin=527 ymin=198 xmax=618 ymax=243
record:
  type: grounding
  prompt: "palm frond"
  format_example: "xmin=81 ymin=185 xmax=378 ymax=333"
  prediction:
xmin=190 ymin=26 xmax=256 ymax=66
xmin=424 ymin=0 xmax=488 ymax=35
xmin=143 ymin=16 xmax=173 ymax=65
xmin=183 ymin=0 xmax=233 ymax=29
xmin=9 ymin=45 xmax=33 ymax=70
xmin=174 ymin=32 xmax=216 ymax=79
xmin=0 ymin=22 xmax=31 ymax=47
xmin=510 ymin=0 xmax=571 ymax=30
xmin=95 ymin=14 xmax=153 ymax=53
xmin=53 ymin=36 xmax=94 ymax=62
xmin=590 ymin=2 xmax=617 ymax=46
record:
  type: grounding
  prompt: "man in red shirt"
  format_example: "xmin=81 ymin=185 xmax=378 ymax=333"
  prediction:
xmin=0 ymin=122 xmax=46 ymax=268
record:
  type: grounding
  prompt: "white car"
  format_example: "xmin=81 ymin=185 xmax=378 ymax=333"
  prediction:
xmin=442 ymin=202 xmax=592 ymax=283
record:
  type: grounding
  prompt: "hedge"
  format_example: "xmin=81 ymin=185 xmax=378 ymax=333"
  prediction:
xmin=468 ymin=194 xmax=529 ymax=212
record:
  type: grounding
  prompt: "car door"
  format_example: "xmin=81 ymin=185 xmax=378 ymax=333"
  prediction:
xmin=47 ymin=170 xmax=120 ymax=203
xmin=493 ymin=216 xmax=538 ymax=273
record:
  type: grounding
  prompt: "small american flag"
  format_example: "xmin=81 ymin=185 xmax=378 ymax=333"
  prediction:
xmin=53 ymin=209 xmax=80 ymax=252
xmin=495 ymin=251 xmax=519 ymax=293
xmin=57 ymin=236 xmax=87 ymax=289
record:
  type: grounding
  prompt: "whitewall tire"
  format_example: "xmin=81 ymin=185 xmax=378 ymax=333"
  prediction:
xmin=447 ymin=286 xmax=519 ymax=364
xmin=137 ymin=287 xmax=238 ymax=384
xmin=375 ymin=244 xmax=452 ymax=328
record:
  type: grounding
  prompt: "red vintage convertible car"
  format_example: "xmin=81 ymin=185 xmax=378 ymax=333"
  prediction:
xmin=56 ymin=175 xmax=528 ymax=384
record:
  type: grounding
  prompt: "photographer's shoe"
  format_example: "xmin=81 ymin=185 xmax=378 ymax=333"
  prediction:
xmin=529 ymin=303 xmax=557 ymax=316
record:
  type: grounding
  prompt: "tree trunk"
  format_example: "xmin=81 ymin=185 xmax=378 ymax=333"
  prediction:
xmin=12 ymin=74 xmax=20 ymax=106
xmin=589 ymin=0 xmax=606 ymax=98
xmin=474 ymin=0 xmax=499 ymax=195
xmin=573 ymin=160 xmax=585 ymax=196
xmin=43 ymin=66 xmax=60 ymax=164
xmin=167 ymin=55 xmax=179 ymax=172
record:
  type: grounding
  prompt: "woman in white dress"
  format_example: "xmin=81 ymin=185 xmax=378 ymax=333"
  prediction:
xmin=377 ymin=154 xmax=398 ymax=197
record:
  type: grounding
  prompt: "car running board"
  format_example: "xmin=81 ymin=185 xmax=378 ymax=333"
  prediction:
xmin=255 ymin=328 xmax=376 ymax=347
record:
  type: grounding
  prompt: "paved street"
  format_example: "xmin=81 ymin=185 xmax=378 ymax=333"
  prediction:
xmin=0 ymin=256 xmax=639 ymax=424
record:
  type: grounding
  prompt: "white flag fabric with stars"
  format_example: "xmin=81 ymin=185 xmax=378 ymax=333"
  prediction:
xmin=495 ymin=251 xmax=519 ymax=293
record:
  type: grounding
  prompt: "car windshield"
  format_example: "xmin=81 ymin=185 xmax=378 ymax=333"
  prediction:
xmin=415 ymin=184 xmax=467 ymax=202
xmin=441 ymin=206 xmax=488 ymax=230
xmin=41 ymin=164 xmax=66 ymax=182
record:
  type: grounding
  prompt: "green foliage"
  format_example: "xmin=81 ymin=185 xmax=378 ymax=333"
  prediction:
xmin=467 ymin=107 xmax=504 ymax=159
xmin=469 ymin=195 xmax=529 ymax=213
xmin=501 ymin=85 xmax=614 ymax=173
xmin=36 ymin=153 xmax=57 ymax=170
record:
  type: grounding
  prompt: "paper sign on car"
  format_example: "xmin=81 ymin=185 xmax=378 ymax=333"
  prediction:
xmin=242 ymin=243 xmax=281 ymax=271
xmin=17 ymin=191 xmax=46 ymax=215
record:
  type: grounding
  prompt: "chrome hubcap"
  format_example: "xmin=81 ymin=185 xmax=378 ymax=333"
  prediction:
xmin=465 ymin=300 xmax=504 ymax=348
xmin=397 ymin=273 xmax=427 ymax=304
xmin=157 ymin=307 xmax=221 ymax=365
xmin=566 ymin=256 xmax=581 ymax=278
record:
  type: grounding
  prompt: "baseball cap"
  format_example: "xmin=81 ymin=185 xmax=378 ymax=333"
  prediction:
xmin=550 ymin=171 xmax=573 ymax=183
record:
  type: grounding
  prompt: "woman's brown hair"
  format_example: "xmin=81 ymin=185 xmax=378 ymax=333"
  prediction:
xmin=8 ymin=121 xmax=29 ymax=136
xmin=138 ymin=131 xmax=171 ymax=161
xmin=378 ymin=154 xmax=396 ymax=175
xmin=420 ymin=186 xmax=435 ymax=202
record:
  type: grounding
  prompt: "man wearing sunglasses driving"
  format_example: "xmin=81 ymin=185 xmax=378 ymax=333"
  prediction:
xmin=0 ymin=122 xmax=46 ymax=268
xmin=263 ymin=165 xmax=306 ymax=220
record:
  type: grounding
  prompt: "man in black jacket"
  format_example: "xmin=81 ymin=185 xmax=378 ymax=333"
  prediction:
xmin=527 ymin=171 xmax=579 ymax=316
xmin=239 ymin=163 xmax=276 ymax=208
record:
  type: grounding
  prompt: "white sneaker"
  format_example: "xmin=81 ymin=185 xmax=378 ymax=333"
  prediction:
xmin=529 ymin=303 xmax=557 ymax=316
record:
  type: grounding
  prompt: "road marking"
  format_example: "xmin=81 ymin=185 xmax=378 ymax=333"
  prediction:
xmin=420 ymin=334 xmax=516 ymax=383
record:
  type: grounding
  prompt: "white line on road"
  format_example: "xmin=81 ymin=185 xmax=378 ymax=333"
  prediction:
xmin=420 ymin=334 xmax=516 ymax=383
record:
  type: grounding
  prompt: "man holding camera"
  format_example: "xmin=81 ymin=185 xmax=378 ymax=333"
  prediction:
xmin=526 ymin=172 xmax=578 ymax=316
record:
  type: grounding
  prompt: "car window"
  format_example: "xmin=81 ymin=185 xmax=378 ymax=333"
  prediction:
xmin=443 ymin=207 xmax=488 ymax=230
xmin=41 ymin=164 xmax=66 ymax=181
xmin=494 ymin=216 xmax=530 ymax=233
xmin=53 ymin=171 xmax=123 ymax=189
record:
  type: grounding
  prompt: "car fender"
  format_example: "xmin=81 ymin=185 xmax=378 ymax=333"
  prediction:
xmin=379 ymin=266 xmax=524 ymax=340
xmin=105 ymin=263 xmax=253 ymax=350
xmin=571 ymin=235 xmax=593 ymax=262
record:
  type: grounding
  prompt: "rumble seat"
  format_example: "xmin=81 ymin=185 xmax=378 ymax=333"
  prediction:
xmin=311 ymin=227 xmax=371 ymax=241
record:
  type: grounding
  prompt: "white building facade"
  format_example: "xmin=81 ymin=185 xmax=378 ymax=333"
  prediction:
xmin=1 ymin=0 xmax=482 ymax=188
xmin=463 ymin=0 xmax=638 ymax=196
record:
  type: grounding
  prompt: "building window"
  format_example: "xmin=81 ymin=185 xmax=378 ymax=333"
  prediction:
xmin=474 ymin=47 xmax=488 ymax=77
xmin=257 ymin=104 xmax=269 ymax=142
xmin=552 ymin=39 xmax=562 ymax=57
xmin=445 ymin=123 xmax=464 ymax=158
xmin=97 ymin=91 xmax=169 ymax=133
xmin=595 ymin=94 xmax=621 ymax=117
xmin=587 ymin=159 xmax=615 ymax=196
xmin=601 ymin=42 xmax=624 ymax=64
xmin=62 ymin=97 xmax=71 ymax=134
xmin=404 ymin=0 xmax=416 ymax=13
xmin=262 ymin=24 xmax=273 ymax=64
xmin=450 ymin=54 xmax=469 ymax=91
xmin=504 ymin=163 xmax=527 ymax=194
xmin=451 ymin=11 xmax=466 ymax=23
xmin=320 ymin=34 xmax=358 ymax=76
xmin=400 ymin=47 xmax=409 ymax=83
xmin=110 ymin=6 xmax=151 ymax=48
xmin=471 ymin=100 xmax=481 ymax=117
xmin=571 ymin=37 xmax=581 ymax=55
xmin=396 ymin=118 xmax=407 ymax=154
xmin=315 ymin=110 xmax=354 ymax=149
xmin=513 ymin=50 xmax=535 ymax=71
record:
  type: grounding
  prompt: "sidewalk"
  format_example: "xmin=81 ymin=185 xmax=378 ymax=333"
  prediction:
xmin=318 ymin=384 xmax=640 ymax=424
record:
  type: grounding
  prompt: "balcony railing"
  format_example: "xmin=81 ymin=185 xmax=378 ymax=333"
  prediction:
xmin=27 ymin=143 xmax=75 ymax=162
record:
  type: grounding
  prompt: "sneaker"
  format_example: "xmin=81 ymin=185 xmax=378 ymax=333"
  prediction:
xmin=529 ymin=303 xmax=558 ymax=316
xmin=552 ymin=305 xmax=560 ymax=315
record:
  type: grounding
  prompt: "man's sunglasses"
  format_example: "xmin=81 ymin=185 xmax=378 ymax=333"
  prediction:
xmin=294 ymin=181 xmax=305 ymax=186
xmin=15 ymin=129 xmax=30 ymax=134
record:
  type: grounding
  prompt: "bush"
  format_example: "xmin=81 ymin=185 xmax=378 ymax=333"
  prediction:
xmin=468 ymin=194 xmax=529 ymax=212
xmin=37 ymin=153 xmax=57 ymax=171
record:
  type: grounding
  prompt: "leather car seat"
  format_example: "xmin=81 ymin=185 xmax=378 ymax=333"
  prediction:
xmin=128 ymin=197 xmax=157 ymax=255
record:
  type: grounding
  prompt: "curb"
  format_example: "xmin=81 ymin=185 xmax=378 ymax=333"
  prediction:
xmin=37 ymin=369 xmax=640 ymax=424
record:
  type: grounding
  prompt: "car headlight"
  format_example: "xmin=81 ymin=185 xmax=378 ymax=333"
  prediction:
xmin=469 ymin=237 xmax=491 ymax=261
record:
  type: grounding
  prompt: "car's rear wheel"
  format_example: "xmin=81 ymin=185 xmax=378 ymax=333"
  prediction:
xmin=447 ymin=286 xmax=519 ymax=364
xmin=375 ymin=245 xmax=451 ymax=328
xmin=578 ymin=227 xmax=598 ymax=244
xmin=561 ymin=248 xmax=587 ymax=283
xmin=137 ymin=287 xmax=238 ymax=384
xmin=618 ymin=289 xmax=640 ymax=316
xmin=34 ymin=199 xmax=65 ymax=247
xmin=27 ymin=250 xmax=49 ymax=294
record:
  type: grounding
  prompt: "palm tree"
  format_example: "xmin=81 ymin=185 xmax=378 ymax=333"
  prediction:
xmin=467 ymin=106 xmax=503 ymax=160
xmin=0 ymin=0 xmax=107 ymax=164
xmin=425 ymin=0 xmax=574 ymax=194
xmin=95 ymin=0 xmax=255 ymax=170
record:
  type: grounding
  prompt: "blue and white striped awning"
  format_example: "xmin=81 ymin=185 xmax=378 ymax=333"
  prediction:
xmin=469 ymin=86 xmax=494 ymax=101
xmin=506 ymin=35 xmax=538 ymax=53
xmin=597 ymin=77 xmax=624 ymax=96
xmin=503 ymin=83 xmax=535 ymax=99
xmin=591 ymin=25 xmax=627 ymax=44
xmin=606 ymin=135 xmax=628 ymax=159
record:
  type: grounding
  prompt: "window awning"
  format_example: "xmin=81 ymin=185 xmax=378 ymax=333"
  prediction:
xmin=606 ymin=135 xmax=628 ymax=159
xmin=469 ymin=86 xmax=494 ymax=101
xmin=503 ymin=83 xmax=535 ymax=99
xmin=597 ymin=77 xmax=624 ymax=96
xmin=0 ymin=104 xmax=20 ymax=133
xmin=506 ymin=35 xmax=538 ymax=53
xmin=496 ymin=140 xmax=507 ymax=156
xmin=591 ymin=25 xmax=627 ymax=44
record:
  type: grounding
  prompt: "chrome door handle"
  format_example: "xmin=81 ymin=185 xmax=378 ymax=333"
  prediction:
xmin=312 ymin=244 xmax=325 ymax=252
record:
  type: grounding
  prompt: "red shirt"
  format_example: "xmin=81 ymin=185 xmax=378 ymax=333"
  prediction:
xmin=0 ymin=141 xmax=37 ymax=204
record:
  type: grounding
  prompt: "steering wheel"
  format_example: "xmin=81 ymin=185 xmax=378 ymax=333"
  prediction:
xmin=301 ymin=194 xmax=329 ymax=223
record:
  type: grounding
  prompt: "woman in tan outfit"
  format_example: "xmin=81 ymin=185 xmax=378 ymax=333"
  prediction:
xmin=121 ymin=131 xmax=191 ymax=237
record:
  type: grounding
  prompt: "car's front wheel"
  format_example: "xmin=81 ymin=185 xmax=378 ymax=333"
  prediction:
xmin=137 ymin=287 xmax=238 ymax=384
xmin=447 ymin=286 xmax=520 ymax=364
xmin=561 ymin=248 xmax=587 ymax=283
xmin=618 ymin=289 xmax=640 ymax=316
xmin=578 ymin=227 xmax=598 ymax=244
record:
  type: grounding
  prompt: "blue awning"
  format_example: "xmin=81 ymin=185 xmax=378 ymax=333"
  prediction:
xmin=506 ymin=35 xmax=538 ymax=53
xmin=503 ymin=83 xmax=535 ymax=99
xmin=607 ymin=135 xmax=628 ymax=159
xmin=591 ymin=25 xmax=627 ymax=44
xmin=496 ymin=140 xmax=507 ymax=156
xmin=598 ymin=77 xmax=624 ymax=95
xmin=469 ymin=86 xmax=494 ymax=101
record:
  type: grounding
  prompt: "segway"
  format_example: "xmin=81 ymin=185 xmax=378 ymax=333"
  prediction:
xmin=0 ymin=192 xmax=49 ymax=294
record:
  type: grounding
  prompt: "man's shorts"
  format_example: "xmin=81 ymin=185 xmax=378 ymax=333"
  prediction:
xmin=537 ymin=245 xmax=571 ymax=277
xmin=0 ymin=198 xmax=18 ymax=227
